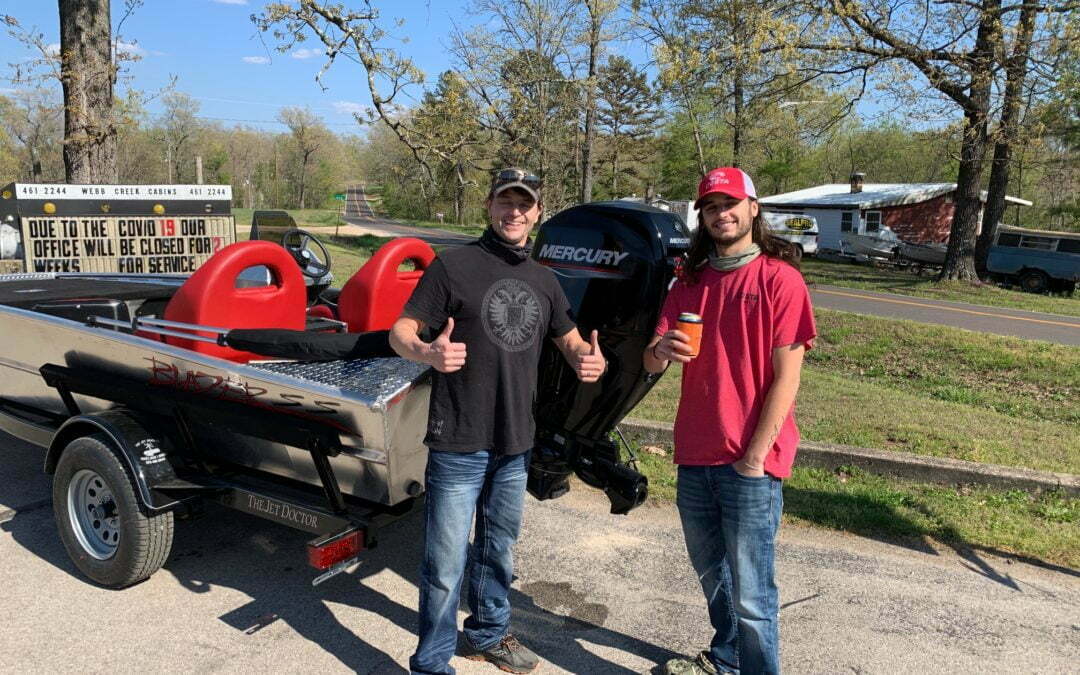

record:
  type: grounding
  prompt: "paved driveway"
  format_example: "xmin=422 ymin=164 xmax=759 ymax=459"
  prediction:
xmin=2 ymin=432 xmax=1077 ymax=673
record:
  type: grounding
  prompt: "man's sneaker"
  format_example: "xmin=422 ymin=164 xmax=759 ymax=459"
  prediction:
xmin=662 ymin=650 xmax=723 ymax=675
xmin=463 ymin=634 xmax=540 ymax=674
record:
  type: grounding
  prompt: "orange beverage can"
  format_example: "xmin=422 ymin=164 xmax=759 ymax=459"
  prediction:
xmin=676 ymin=312 xmax=703 ymax=358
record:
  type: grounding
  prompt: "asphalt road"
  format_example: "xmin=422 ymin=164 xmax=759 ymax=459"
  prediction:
xmin=2 ymin=432 xmax=1077 ymax=673
xmin=809 ymin=285 xmax=1080 ymax=346
xmin=342 ymin=185 xmax=474 ymax=247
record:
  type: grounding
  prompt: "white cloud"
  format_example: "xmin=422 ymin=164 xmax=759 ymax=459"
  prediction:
xmin=45 ymin=43 xmax=60 ymax=57
xmin=115 ymin=41 xmax=145 ymax=57
xmin=0 ymin=88 xmax=18 ymax=96
xmin=211 ymin=0 xmax=248 ymax=5
xmin=291 ymin=48 xmax=321 ymax=60
xmin=242 ymin=56 xmax=270 ymax=64
xmin=333 ymin=101 xmax=369 ymax=116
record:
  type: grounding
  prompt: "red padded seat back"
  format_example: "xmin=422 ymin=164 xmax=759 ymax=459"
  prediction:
xmin=338 ymin=237 xmax=436 ymax=332
xmin=162 ymin=240 xmax=306 ymax=362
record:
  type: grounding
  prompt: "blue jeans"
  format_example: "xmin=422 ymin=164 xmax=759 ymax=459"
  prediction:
xmin=676 ymin=464 xmax=783 ymax=675
xmin=409 ymin=449 xmax=530 ymax=675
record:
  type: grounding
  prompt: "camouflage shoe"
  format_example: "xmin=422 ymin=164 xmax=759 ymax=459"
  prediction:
xmin=662 ymin=650 xmax=725 ymax=675
xmin=463 ymin=634 xmax=540 ymax=674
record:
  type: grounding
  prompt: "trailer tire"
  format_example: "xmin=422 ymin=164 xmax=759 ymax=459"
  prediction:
xmin=53 ymin=434 xmax=174 ymax=588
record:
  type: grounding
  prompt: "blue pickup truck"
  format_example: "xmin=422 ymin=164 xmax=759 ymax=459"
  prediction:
xmin=987 ymin=225 xmax=1080 ymax=294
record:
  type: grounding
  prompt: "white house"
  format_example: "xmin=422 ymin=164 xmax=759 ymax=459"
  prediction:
xmin=759 ymin=174 xmax=1032 ymax=250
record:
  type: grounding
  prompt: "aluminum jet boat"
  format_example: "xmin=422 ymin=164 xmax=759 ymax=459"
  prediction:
xmin=0 ymin=201 xmax=689 ymax=587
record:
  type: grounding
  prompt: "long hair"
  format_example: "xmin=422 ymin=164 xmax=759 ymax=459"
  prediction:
xmin=683 ymin=205 xmax=801 ymax=284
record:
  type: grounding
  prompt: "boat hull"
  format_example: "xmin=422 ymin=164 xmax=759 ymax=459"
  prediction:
xmin=0 ymin=301 xmax=431 ymax=506
xmin=899 ymin=242 xmax=947 ymax=266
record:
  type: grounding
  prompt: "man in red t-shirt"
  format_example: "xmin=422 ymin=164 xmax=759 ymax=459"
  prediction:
xmin=644 ymin=167 xmax=816 ymax=675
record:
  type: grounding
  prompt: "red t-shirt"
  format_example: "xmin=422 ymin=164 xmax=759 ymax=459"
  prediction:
xmin=654 ymin=255 xmax=816 ymax=478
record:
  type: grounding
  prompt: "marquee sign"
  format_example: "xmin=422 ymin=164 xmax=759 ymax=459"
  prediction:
xmin=12 ymin=183 xmax=232 ymax=201
xmin=1 ymin=183 xmax=236 ymax=275
xmin=20 ymin=215 xmax=234 ymax=273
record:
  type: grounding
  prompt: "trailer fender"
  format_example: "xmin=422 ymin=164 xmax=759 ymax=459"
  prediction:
xmin=46 ymin=411 xmax=181 ymax=514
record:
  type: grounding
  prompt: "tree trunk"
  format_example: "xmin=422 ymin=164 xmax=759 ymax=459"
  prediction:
xmin=939 ymin=2 xmax=999 ymax=281
xmin=975 ymin=0 xmax=1038 ymax=278
xmin=454 ymin=162 xmax=464 ymax=225
xmin=580 ymin=10 xmax=600 ymax=204
xmin=683 ymin=94 xmax=707 ymax=177
xmin=730 ymin=68 xmax=744 ymax=168
xmin=58 ymin=0 xmax=117 ymax=183
xmin=299 ymin=152 xmax=310 ymax=210
xmin=612 ymin=140 xmax=620 ymax=195
xmin=940 ymin=111 xmax=988 ymax=281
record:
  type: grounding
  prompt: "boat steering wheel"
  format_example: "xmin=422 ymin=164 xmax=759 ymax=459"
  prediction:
xmin=281 ymin=229 xmax=332 ymax=279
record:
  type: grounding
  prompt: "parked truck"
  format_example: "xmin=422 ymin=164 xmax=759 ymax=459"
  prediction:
xmin=987 ymin=225 xmax=1079 ymax=294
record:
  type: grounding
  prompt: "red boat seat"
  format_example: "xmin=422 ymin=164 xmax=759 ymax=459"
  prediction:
xmin=338 ymin=237 xmax=436 ymax=332
xmin=162 ymin=240 xmax=306 ymax=362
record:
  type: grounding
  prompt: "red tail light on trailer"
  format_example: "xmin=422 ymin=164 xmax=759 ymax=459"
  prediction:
xmin=307 ymin=529 xmax=364 ymax=570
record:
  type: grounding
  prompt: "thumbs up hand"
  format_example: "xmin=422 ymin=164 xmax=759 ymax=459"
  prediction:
xmin=575 ymin=329 xmax=606 ymax=383
xmin=426 ymin=317 xmax=467 ymax=373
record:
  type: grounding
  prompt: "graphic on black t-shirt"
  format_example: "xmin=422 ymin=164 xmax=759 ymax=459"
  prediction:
xmin=481 ymin=278 xmax=542 ymax=352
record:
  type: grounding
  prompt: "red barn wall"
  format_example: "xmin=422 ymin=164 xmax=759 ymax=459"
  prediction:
xmin=881 ymin=193 xmax=955 ymax=244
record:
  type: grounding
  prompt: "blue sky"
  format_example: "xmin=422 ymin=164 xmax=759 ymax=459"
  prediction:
xmin=2 ymin=1 xmax=896 ymax=135
xmin=1 ymin=0 xmax=506 ymax=133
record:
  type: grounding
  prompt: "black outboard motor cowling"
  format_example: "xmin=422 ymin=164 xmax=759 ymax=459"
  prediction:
xmin=529 ymin=201 xmax=691 ymax=513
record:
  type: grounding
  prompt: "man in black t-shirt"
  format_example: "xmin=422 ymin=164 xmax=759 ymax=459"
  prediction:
xmin=391 ymin=168 xmax=605 ymax=675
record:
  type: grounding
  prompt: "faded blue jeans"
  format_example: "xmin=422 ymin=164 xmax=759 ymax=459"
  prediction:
xmin=409 ymin=449 xmax=530 ymax=675
xmin=676 ymin=464 xmax=784 ymax=675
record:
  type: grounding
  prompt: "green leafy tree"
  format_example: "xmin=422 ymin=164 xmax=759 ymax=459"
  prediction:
xmin=413 ymin=71 xmax=486 ymax=223
xmin=595 ymin=55 xmax=659 ymax=196
xmin=277 ymin=106 xmax=329 ymax=209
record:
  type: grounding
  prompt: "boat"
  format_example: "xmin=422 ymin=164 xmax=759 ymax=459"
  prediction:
xmin=839 ymin=228 xmax=902 ymax=259
xmin=898 ymin=241 xmax=947 ymax=266
xmin=0 ymin=198 xmax=689 ymax=587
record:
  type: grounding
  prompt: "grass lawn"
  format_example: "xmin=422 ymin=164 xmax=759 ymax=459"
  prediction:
xmin=403 ymin=219 xmax=487 ymax=238
xmin=632 ymin=309 xmax=1079 ymax=473
xmin=323 ymin=234 xmax=394 ymax=280
xmin=802 ymin=257 xmax=1080 ymax=317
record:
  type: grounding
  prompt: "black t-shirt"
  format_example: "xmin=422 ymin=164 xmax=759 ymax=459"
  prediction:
xmin=403 ymin=239 xmax=576 ymax=454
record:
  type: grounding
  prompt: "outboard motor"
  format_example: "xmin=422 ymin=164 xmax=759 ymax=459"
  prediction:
xmin=530 ymin=201 xmax=691 ymax=514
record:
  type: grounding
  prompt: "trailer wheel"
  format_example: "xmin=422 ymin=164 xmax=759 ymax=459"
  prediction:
xmin=1019 ymin=269 xmax=1049 ymax=294
xmin=53 ymin=434 xmax=174 ymax=588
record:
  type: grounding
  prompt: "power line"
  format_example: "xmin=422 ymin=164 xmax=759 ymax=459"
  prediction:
xmin=193 ymin=114 xmax=365 ymax=128
xmin=145 ymin=113 xmax=367 ymax=128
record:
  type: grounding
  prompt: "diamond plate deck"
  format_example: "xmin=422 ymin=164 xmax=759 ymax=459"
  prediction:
xmin=250 ymin=357 xmax=429 ymax=408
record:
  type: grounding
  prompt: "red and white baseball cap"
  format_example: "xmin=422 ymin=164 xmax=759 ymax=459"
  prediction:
xmin=695 ymin=167 xmax=757 ymax=206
